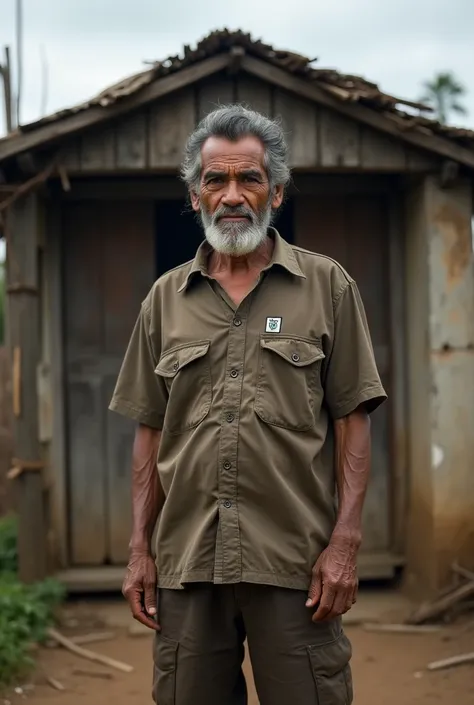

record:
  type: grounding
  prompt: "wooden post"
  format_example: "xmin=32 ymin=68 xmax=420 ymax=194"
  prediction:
xmin=405 ymin=175 xmax=474 ymax=596
xmin=6 ymin=192 xmax=47 ymax=582
xmin=1 ymin=46 xmax=14 ymax=133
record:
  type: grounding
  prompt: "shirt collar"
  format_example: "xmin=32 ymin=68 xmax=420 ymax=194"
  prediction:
xmin=177 ymin=227 xmax=305 ymax=293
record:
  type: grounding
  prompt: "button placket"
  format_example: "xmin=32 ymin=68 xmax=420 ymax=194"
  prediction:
xmin=213 ymin=305 xmax=250 ymax=583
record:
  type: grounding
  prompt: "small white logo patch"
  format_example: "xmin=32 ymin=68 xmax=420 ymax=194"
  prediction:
xmin=265 ymin=317 xmax=282 ymax=333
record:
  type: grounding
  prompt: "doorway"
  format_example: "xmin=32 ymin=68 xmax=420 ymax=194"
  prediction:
xmin=155 ymin=198 xmax=295 ymax=276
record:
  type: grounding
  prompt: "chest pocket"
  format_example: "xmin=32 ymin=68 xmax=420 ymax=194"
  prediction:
xmin=155 ymin=340 xmax=211 ymax=435
xmin=255 ymin=335 xmax=325 ymax=432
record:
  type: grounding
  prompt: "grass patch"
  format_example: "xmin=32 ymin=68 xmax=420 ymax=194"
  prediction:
xmin=0 ymin=515 xmax=66 ymax=687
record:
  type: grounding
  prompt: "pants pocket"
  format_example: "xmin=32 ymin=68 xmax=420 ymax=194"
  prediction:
xmin=152 ymin=633 xmax=179 ymax=704
xmin=307 ymin=631 xmax=353 ymax=705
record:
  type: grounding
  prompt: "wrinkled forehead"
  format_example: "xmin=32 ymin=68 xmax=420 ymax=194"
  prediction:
xmin=200 ymin=135 xmax=267 ymax=173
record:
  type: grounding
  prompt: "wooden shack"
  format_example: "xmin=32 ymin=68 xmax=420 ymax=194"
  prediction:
xmin=0 ymin=30 xmax=473 ymax=594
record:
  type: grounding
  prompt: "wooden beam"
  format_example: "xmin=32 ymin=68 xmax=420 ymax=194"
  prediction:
xmin=6 ymin=192 xmax=47 ymax=582
xmin=54 ymin=176 xmax=186 ymax=201
xmin=0 ymin=54 xmax=231 ymax=162
xmin=241 ymin=56 xmax=474 ymax=169
xmin=273 ymin=88 xmax=318 ymax=167
xmin=149 ymin=88 xmax=196 ymax=169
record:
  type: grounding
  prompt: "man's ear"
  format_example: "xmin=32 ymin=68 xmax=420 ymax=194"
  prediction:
xmin=271 ymin=184 xmax=284 ymax=210
xmin=190 ymin=190 xmax=200 ymax=212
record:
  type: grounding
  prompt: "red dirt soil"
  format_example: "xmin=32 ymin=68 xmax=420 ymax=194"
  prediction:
xmin=3 ymin=620 xmax=473 ymax=704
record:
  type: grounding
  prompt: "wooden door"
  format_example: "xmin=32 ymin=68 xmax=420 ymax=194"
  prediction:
xmin=295 ymin=194 xmax=391 ymax=553
xmin=63 ymin=201 xmax=155 ymax=565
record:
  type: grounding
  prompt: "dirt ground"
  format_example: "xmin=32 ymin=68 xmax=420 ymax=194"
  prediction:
xmin=3 ymin=590 xmax=474 ymax=705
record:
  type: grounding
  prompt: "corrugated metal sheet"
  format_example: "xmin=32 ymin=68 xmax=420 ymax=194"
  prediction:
xmin=4 ymin=28 xmax=474 ymax=149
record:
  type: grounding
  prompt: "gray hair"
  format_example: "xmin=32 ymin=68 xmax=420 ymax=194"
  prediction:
xmin=180 ymin=104 xmax=291 ymax=192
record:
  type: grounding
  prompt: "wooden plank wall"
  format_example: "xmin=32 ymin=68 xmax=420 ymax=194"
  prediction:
xmin=7 ymin=195 xmax=47 ymax=581
xmin=60 ymin=72 xmax=440 ymax=174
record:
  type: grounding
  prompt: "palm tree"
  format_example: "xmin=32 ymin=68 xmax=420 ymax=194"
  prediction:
xmin=419 ymin=72 xmax=467 ymax=125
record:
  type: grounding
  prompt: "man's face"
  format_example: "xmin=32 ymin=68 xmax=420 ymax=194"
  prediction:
xmin=190 ymin=135 xmax=284 ymax=256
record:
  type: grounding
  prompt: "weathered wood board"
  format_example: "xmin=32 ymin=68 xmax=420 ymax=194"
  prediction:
xmin=7 ymin=194 xmax=47 ymax=581
xmin=294 ymin=193 xmax=392 ymax=552
xmin=57 ymin=72 xmax=441 ymax=174
xmin=63 ymin=201 xmax=155 ymax=565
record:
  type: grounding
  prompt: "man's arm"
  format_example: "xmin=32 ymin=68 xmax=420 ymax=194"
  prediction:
xmin=306 ymin=277 xmax=386 ymax=621
xmin=122 ymin=423 xmax=165 ymax=631
xmin=332 ymin=406 xmax=371 ymax=547
xmin=306 ymin=406 xmax=370 ymax=621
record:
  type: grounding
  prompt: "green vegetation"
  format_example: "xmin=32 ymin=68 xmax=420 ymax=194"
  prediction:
xmin=0 ymin=515 xmax=65 ymax=688
xmin=420 ymin=71 xmax=467 ymax=125
xmin=0 ymin=514 xmax=17 ymax=574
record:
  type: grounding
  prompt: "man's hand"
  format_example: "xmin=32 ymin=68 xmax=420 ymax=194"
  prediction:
xmin=122 ymin=551 xmax=160 ymax=631
xmin=306 ymin=534 xmax=359 ymax=622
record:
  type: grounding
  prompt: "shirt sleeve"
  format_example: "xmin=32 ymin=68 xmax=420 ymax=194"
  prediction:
xmin=323 ymin=280 xmax=387 ymax=419
xmin=108 ymin=300 xmax=168 ymax=429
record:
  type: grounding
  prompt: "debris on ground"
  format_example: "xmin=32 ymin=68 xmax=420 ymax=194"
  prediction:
xmin=406 ymin=563 xmax=474 ymax=625
xmin=363 ymin=623 xmax=443 ymax=634
xmin=47 ymin=628 xmax=133 ymax=674
xmin=72 ymin=669 xmax=114 ymax=680
xmin=45 ymin=676 xmax=65 ymax=691
xmin=426 ymin=652 xmax=474 ymax=672
xmin=46 ymin=631 xmax=116 ymax=648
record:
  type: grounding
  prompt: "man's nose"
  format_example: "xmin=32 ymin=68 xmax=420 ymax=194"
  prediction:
xmin=222 ymin=180 xmax=245 ymax=206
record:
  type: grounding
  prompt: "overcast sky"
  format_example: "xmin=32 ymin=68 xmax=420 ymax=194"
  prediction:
xmin=0 ymin=0 xmax=473 ymax=138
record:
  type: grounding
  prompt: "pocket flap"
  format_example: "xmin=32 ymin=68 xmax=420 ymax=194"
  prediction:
xmin=155 ymin=340 xmax=210 ymax=378
xmin=308 ymin=632 xmax=352 ymax=679
xmin=154 ymin=634 xmax=179 ymax=672
xmin=260 ymin=337 xmax=325 ymax=367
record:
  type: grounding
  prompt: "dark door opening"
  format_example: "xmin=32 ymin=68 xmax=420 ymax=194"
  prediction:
xmin=154 ymin=198 xmax=294 ymax=277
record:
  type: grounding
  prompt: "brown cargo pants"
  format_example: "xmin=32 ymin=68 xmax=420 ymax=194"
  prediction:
xmin=152 ymin=583 xmax=353 ymax=705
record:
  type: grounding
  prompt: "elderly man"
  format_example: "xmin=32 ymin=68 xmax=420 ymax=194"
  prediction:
xmin=109 ymin=105 xmax=386 ymax=705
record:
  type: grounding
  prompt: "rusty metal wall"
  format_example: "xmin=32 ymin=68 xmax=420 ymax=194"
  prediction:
xmin=405 ymin=175 xmax=474 ymax=593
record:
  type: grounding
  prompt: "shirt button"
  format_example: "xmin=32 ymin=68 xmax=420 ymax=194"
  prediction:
xmin=291 ymin=353 xmax=300 ymax=363
xmin=225 ymin=413 xmax=235 ymax=423
xmin=223 ymin=460 xmax=232 ymax=470
xmin=230 ymin=369 xmax=239 ymax=379
xmin=223 ymin=500 xmax=232 ymax=509
xmin=233 ymin=317 xmax=242 ymax=327
xmin=173 ymin=361 xmax=179 ymax=371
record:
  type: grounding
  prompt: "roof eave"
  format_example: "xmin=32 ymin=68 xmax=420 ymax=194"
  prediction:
xmin=242 ymin=55 xmax=474 ymax=171
xmin=0 ymin=53 xmax=231 ymax=163
xmin=1 ymin=50 xmax=473 ymax=171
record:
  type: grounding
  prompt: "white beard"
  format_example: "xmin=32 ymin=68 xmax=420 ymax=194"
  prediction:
xmin=201 ymin=205 xmax=272 ymax=256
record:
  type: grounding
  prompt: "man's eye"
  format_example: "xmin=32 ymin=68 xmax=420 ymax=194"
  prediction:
xmin=243 ymin=175 xmax=258 ymax=183
xmin=207 ymin=176 xmax=224 ymax=185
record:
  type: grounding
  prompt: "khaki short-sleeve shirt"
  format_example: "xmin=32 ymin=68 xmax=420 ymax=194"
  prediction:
xmin=109 ymin=229 xmax=387 ymax=590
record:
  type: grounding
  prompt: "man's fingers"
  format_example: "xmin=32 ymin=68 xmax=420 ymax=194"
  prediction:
xmin=128 ymin=589 xmax=160 ymax=631
xmin=144 ymin=581 xmax=157 ymax=616
xmin=306 ymin=568 xmax=323 ymax=607
xmin=133 ymin=609 xmax=161 ymax=631
xmin=330 ymin=589 xmax=349 ymax=619
xmin=312 ymin=584 xmax=336 ymax=621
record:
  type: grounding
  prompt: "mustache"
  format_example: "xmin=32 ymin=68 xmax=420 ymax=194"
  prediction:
xmin=213 ymin=205 xmax=256 ymax=222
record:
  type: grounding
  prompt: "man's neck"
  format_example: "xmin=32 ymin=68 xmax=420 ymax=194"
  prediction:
xmin=208 ymin=235 xmax=274 ymax=277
